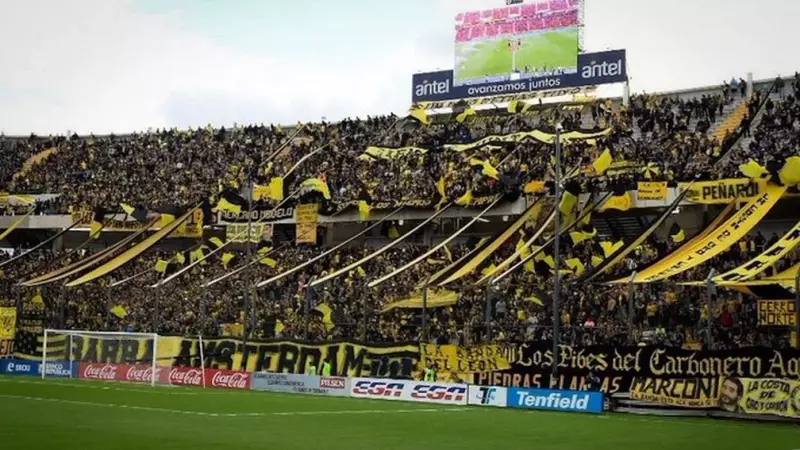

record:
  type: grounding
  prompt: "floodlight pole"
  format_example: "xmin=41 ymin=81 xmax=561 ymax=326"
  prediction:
xmin=705 ymin=269 xmax=717 ymax=350
xmin=552 ymin=123 xmax=563 ymax=382
xmin=795 ymin=269 xmax=799 ymax=349
xmin=484 ymin=276 xmax=494 ymax=343
xmin=243 ymin=178 xmax=253 ymax=349
xmin=627 ymin=271 xmax=637 ymax=345
xmin=422 ymin=276 xmax=431 ymax=344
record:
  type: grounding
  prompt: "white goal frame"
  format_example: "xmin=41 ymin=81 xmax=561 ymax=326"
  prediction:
xmin=43 ymin=329 xmax=160 ymax=387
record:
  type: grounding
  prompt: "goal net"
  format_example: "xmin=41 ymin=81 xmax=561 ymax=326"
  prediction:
xmin=42 ymin=329 xmax=210 ymax=387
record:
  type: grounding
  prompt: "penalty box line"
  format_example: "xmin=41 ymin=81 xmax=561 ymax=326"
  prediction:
xmin=0 ymin=394 xmax=471 ymax=417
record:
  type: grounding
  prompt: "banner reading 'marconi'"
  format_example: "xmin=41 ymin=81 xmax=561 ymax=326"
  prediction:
xmin=411 ymin=50 xmax=627 ymax=103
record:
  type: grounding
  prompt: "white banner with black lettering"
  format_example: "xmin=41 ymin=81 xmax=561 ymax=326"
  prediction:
xmin=251 ymin=373 xmax=349 ymax=397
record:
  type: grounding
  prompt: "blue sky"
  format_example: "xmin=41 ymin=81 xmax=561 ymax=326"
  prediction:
xmin=0 ymin=0 xmax=798 ymax=134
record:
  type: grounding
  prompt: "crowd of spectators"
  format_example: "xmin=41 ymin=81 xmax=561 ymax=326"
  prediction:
xmin=0 ymin=76 xmax=798 ymax=352
xmin=1 ymin=213 xmax=795 ymax=351
xmin=1 ymin=76 xmax=792 ymax=215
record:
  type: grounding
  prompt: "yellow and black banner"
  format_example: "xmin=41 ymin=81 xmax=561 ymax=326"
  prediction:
xmin=225 ymin=223 xmax=268 ymax=243
xmin=22 ymin=334 xmax=420 ymax=379
xmin=0 ymin=307 xmax=16 ymax=356
xmin=721 ymin=378 xmax=800 ymax=419
xmin=637 ymin=182 xmax=668 ymax=201
xmin=443 ymin=128 xmax=611 ymax=153
xmin=757 ymin=300 xmax=798 ymax=326
xmin=380 ymin=290 xmax=459 ymax=313
xmin=684 ymin=221 xmax=800 ymax=285
xmin=630 ymin=377 xmax=722 ymax=408
xmin=610 ymin=184 xmax=787 ymax=283
xmin=71 ymin=209 xmax=204 ymax=238
xmin=296 ymin=204 xmax=318 ymax=245
xmin=421 ymin=344 xmax=511 ymax=374
xmin=678 ymin=178 xmax=766 ymax=204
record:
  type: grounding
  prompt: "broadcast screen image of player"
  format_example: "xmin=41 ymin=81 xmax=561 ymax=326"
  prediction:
xmin=454 ymin=0 xmax=580 ymax=86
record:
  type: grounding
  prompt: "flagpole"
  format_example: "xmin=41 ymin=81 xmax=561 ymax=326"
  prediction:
xmin=552 ymin=123 xmax=563 ymax=384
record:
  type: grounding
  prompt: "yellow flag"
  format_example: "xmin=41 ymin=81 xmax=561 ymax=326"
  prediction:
xmin=592 ymin=148 xmax=613 ymax=175
xmin=274 ymin=319 xmax=285 ymax=335
xmin=221 ymin=252 xmax=235 ymax=266
xmin=601 ymin=192 xmax=633 ymax=212
xmin=592 ymin=255 xmax=605 ymax=267
xmin=154 ymin=259 xmax=169 ymax=273
xmin=260 ymin=257 xmax=278 ymax=268
xmin=524 ymin=295 xmax=544 ymax=306
xmin=209 ymin=237 xmax=225 ymax=249
xmin=559 ymin=191 xmax=578 ymax=216
xmin=410 ymin=108 xmax=430 ymax=125
xmin=566 ymin=258 xmax=586 ymax=275
xmin=470 ymin=158 xmax=500 ymax=180
xmin=358 ymin=201 xmax=371 ymax=221
xmin=600 ymin=241 xmax=624 ymax=258
xmin=456 ymin=190 xmax=474 ymax=206
xmin=437 ymin=177 xmax=446 ymax=197
xmin=269 ymin=177 xmax=285 ymax=201
xmin=90 ymin=221 xmax=103 ymax=240
xmin=175 ymin=252 xmax=186 ymax=265
xmin=300 ymin=178 xmax=331 ymax=200
xmin=739 ymin=159 xmax=769 ymax=179
xmin=779 ymin=156 xmax=800 ymax=186
xmin=215 ymin=198 xmax=242 ymax=214
xmin=161 ymin=213 xmax=176 ymax=228
xmin=314 ymin=303 xmax=335 ymax=331
xmin=110 ymin=305 xmax=128 ymax=318
xmin=190 ymin=247 xmax=206 ymax=264
xmin=456 ymin=107 xmax=476 ymax=123
xmin=357 ymin=266 xmax=367 ymax=277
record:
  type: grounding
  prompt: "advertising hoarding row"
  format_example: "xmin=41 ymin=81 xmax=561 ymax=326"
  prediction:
xmin=412 ymin=49 xmax=626 ymax=104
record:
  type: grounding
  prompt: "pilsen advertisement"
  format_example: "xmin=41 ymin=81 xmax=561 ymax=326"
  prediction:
xmin=471 ymin=342 xmax=800 ymax=395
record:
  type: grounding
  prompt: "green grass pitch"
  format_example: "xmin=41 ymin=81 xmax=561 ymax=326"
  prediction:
xmin=455 ymin=28 xmax=578 ymax=84
xmin=1 ymin=375 xmax=798 ymax=450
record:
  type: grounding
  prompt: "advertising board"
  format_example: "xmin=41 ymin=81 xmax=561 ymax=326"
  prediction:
xmin=77 ymin=363 xmax=251 ymax=389
xmin=251 ymin=373 xmax=349 ymax=397
xmin=467 ymin=385 xmax=507 ymax=407
xmin=508 ymin=387 xmax=603 ymax=413
xmin=0 ymin=359 xmax=76 ymax=378
xmin=412 ymin=50 xmax=626 ymax=103
xmin=350 ymin=378 xmax=467 ymax=405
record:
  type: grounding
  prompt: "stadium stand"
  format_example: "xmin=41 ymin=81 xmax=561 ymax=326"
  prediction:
xmin=0 ymin=74 xmax=798 ymax=354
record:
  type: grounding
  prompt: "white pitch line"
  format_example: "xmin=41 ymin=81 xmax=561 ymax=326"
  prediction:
xmin=0 ymin=394 xmax=469 ymax=418
xmin=0 ymin=378 xmax=199 ymax=395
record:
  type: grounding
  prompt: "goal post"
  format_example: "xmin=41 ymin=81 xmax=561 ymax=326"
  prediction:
xmin=42 ymin=329 xmax=160 ymax=386
xmin=41 ymin=330 xmax=208 ymax=388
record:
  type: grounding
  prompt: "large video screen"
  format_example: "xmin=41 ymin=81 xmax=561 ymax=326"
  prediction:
xmin=454 ymin=0 xmax=580 ymax=87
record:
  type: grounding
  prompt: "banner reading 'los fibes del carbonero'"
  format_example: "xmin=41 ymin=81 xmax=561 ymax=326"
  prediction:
xmin=473 ymin=341 xmax=800 ymax=395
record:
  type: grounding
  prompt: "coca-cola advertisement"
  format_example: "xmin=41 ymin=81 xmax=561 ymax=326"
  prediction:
xmin=167 ymin=366 xmax=205 ymax=387
xmin=80 ymin=363 xmax=121 ymax=381
xmin=77 ymin=363 xmax=250 ymax=390
xmin=209 ymin=369 xmax=251 ymax=390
